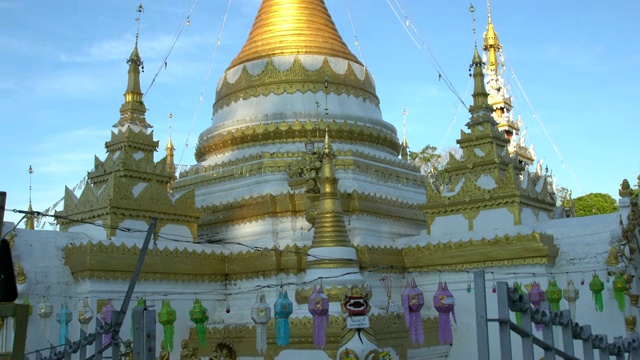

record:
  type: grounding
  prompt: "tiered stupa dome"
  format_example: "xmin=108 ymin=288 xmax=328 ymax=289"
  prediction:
xmin=178 ymin=0 xmax=426 ymax=242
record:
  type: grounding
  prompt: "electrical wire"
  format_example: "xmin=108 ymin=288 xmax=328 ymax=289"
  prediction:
xmin=177 ymin=0 xmax=233 ymax=168
xmin=143 ymin=0 xmax=200 ymax=98
xmin=384 ymin=0 xmax=467 ymax=108
xmin=8 ymin=205 xmax=628 ymax=303
xmin=507 ymin=62 xmax=587 ymax=195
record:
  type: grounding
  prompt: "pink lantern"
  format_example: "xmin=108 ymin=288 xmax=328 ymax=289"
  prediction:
xmin=308 ymin=285 xmax=330 ymax=349
xmin=401 ymin=278 xmax=425 ymax=345
xmin=433 ymin=281 xmax=456 ymax=345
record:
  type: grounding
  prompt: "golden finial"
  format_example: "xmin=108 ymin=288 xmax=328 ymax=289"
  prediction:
xmin=487 ymin=0 xmax=493 ymax=24
xmin=401 ymin=108 xmax=409 ymax=161
xmin=166 ymin=112 xmax=176 ymax=192
xmin=135 ymin=3 xmax=144 ymax=48
xmin=469 ymin=3 xmax=477 ymax=48
xmin=402 ymin=108 xmax=408 ymax=142
xmin=324 ymin=77 xmax=329 ymax=116
xmin=26 ymin=165 xmax=35 ymax=230
xmin=323 ymin=127 xmax=331 ymax=156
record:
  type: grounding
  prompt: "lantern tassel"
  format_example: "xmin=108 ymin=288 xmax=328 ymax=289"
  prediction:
xmin=275 ymin=318 xmax=290 ymax=346
xmin=589 ymin=274 xmax=605 ymax=313
xmin=594 ymin=292 xmax=604 ymax=312
xmin=196 ymin=323 xmax=206 ymax=346
xmin=256 ymin=324 xmax=267 ymax=353
xmin=410 ymin=309 xmax=424 ymax=345
xmin=163 ymin=324 xmax=174 ymax=351
xmin=615 ymin=290 xmax=625 ymax=312
xmin=438 ymin=313 xmax=453 ymax=345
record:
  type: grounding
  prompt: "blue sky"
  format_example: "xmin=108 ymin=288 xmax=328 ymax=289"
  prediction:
xmin=1 ymin=0 xmax=638 ymax=227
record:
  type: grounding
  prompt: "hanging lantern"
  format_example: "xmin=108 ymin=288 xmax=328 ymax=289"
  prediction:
xmin=251 ymin=293 xmax=271 ymax=354
xmin=37 ymin=296 xmax=54 ymax=340
xmin=274 ymin=289 xmax=293 ymax=346
xmin=38 ymin=296 xmax=54 ymax=319
xmin=56 ymin=303 xmax=73 ymax=346
xmin=189 ymin=298 xmax=209 ymax=347
xmin=589 ymin=274 xmax=604 ymax=312
xmin=131 ymin=297 xmax=146 ymax=337
xmin=545 ymin=279 xmax=562 ymax=311
xmin=401 ymin=278 xmax=425 ymax=345
xmin=433 ymin=281 xmax=455 ymax=345
xmin=528 ymin=282 xmax=545 ymax=332
xmin=613 ymin=273 xmax=627 ymax=312
xmin=158 ymin=300 xmax=177 ymax=351
xmin=513 ymin=282 xmax=526 ymax=326
xmin=99 ymin=300 xmax=117 ymax=346
xmin=563 ymin=280 xmax=579 ymax=321
xmin=308 ymin=285 xmax=330 ymax=349
xmin=78 ymin=298 xmax=94 ymax=333
xmin=379 ymin=274 xmax=398 ymax=313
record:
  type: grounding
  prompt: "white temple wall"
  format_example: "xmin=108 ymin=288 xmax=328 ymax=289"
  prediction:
xmin=346 ymin=215 xmax=424 ymax=246
xmin=472 ymin=208 xmax=514 ymax=231
xmin=429 ymin=214 xmax=467 ymax=238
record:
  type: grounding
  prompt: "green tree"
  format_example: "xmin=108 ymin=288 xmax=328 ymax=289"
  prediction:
xmin=573 ymin=193 xmax=619 ymax=217
xmin=409 ymin=145 xmax=461 ymax=175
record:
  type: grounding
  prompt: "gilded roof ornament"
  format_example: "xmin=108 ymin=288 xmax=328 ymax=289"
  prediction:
xmin=228 ymin=0 xmax=361 ymax=69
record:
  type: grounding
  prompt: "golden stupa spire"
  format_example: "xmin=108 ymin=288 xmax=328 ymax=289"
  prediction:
xmin=25 ymin=165 xmax=35 ymax=230
xmin=228 ymin=0 xmax=361 ymax=69
xmin=470 ymin=46 xmax=491 ymax=111
xmin=114 ymin=3 xmax=151 ymax=130
xmin=482 ymin=0 xmax=502 ymax=74
xmin=401 ymin=108 xmax=409 ymax=161
xmin=308 ymin=130 xmax=353 ymax=254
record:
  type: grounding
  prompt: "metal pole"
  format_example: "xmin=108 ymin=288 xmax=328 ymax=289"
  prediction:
xmin=474 ymin=270 xmax=490 ymax=360
xmin=0 ymin=191 xmax=6 ymax=236
xmin=88 ymin=218 xmax=157 ymax=360
xmin=496 ymin=281 xmax=513 ymax=360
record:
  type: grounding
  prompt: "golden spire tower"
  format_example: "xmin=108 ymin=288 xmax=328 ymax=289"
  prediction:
xmin=481 ymin=0 xmax=536 ymax=165
xmin=482 ymin=0 xmax=502 ymax=74
xmin=114 ymin=3 xmax=151 ymax=131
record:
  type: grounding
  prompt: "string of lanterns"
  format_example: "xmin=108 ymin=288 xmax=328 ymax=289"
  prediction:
xmin=24 ymin=268 xmax=634 ymax=356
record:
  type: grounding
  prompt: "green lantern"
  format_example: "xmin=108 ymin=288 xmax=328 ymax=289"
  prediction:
xmin=158 ymin=300 xmax=177 ymax=351
xmin=545 ymin=279 xmax=563 ymax=311
xmin=589 ymin=274 xmax=605 ymax=312
xmin=189 ymin=298 xmax=209 ymax=346
xmin=613 ymin=273 xmax=627 ymax=312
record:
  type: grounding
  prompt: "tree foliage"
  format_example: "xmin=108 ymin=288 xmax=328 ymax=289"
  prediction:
xmin=573 ymin=193 xmax=619 ymax=217
xmin=409 ymin=145 xmax=461 ymax=175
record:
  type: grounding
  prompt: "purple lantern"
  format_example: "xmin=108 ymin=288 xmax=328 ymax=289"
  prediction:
xmin=433 ymin=281 xmax=456 ymax=345
xmin=308 ymin=285 xmax=330 ymax=349
xmin=528 ymin=281 xmax=546 ymax=332
xmin=99 ymin=300 xmax=117 ymax=346
xmin=401 ymin=278 xmax=425 ymax=345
